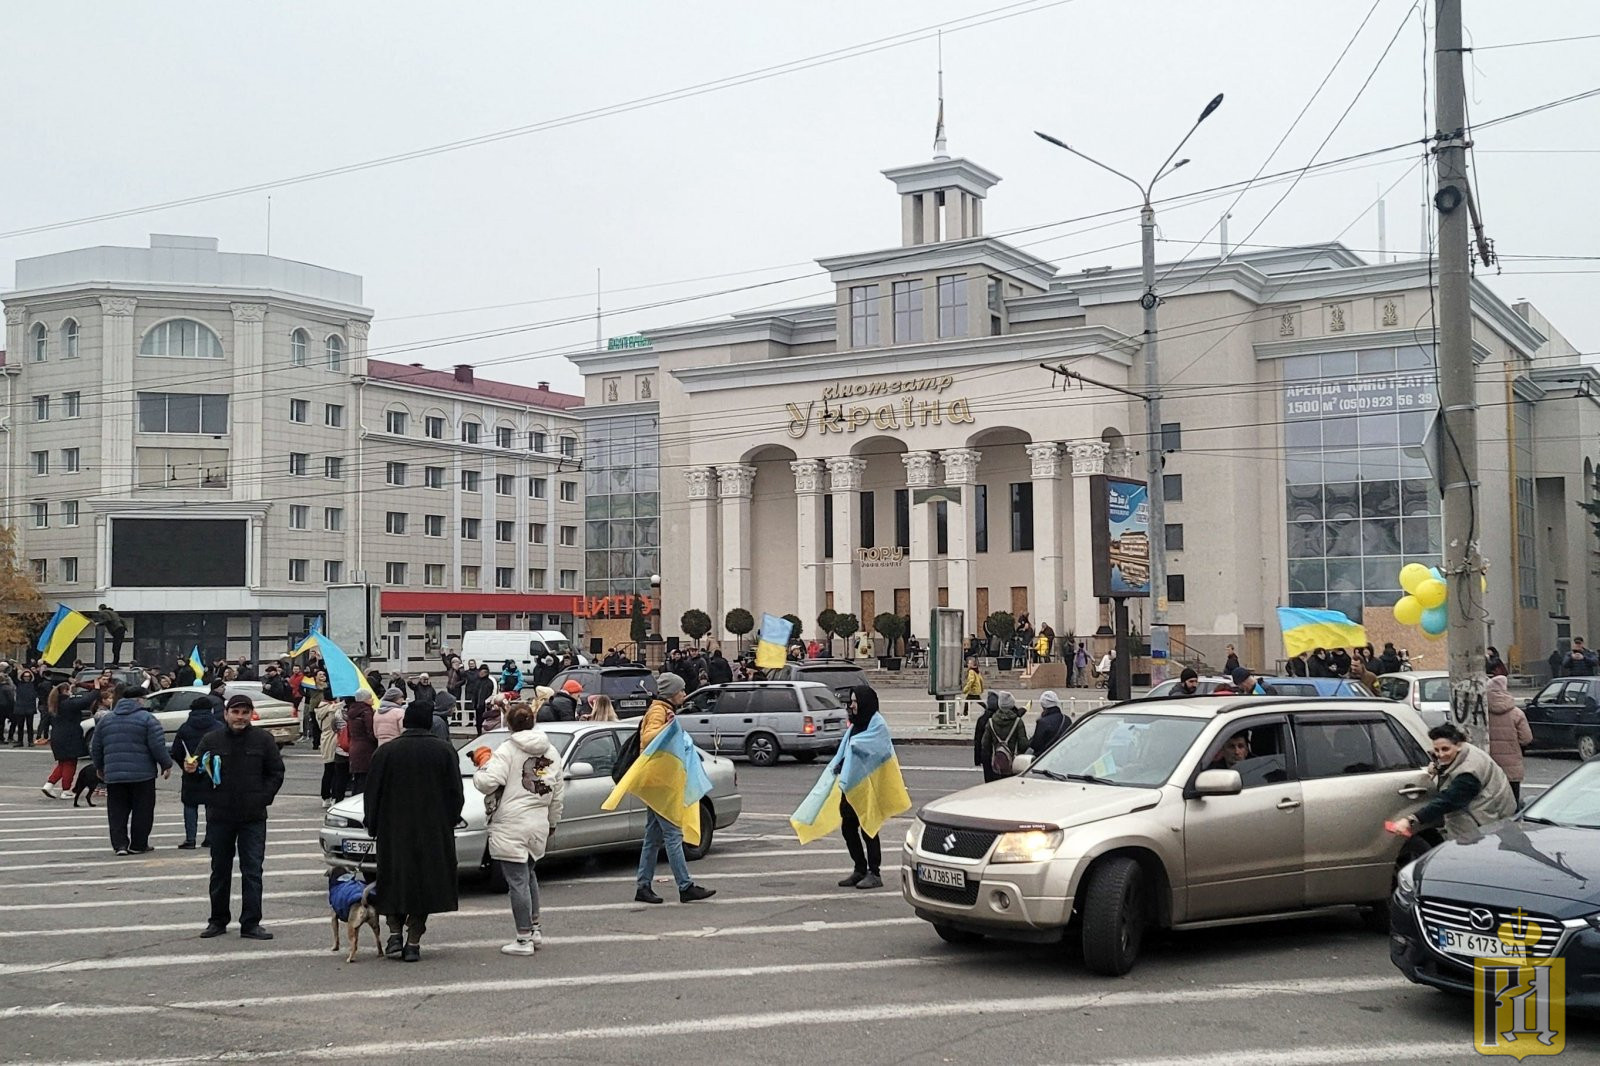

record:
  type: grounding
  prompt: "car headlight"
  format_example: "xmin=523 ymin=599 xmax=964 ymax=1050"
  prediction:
xmin=904 ymin=819 xmax=924 ymax=850
xmin=324 ymin=814 xmax=354 ymax=829
xmin=991 ymin=829 xmax=1064 ymax=863
xmin=1394 ymin=857 xmax=1419 ymax=904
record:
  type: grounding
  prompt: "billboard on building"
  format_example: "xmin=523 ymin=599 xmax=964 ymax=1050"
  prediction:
xmin=1090 ymin=475 xmax=1151 ymax=599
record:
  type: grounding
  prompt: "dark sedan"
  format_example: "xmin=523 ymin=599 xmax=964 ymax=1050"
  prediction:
xmin=1390 ymin=759 xmax=1600 ymax=1009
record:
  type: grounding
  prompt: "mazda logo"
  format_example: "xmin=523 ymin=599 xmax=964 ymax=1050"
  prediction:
xmin=1468 ymin=908 xmax=1496 ymax=932
xmin=942 ymin=833 xmax=958 ymax=853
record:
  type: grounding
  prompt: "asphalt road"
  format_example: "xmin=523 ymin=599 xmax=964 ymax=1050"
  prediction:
xmin=0 ymin=740 xmax=1591 ymax=1066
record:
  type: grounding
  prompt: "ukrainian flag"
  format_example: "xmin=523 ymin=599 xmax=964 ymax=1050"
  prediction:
xmin=289 ymin=617 xmax=322 ymax=658
xmin=188 ymin=646 xmax=205 ymax=687
xmin=755 ymin=612 xmax=790 ymax=670
xmin=35 ymin=604 xmax=92 ymax=666
xmin=790 ymin=714 xmax=912 ymax=845
xmin=314 ymin=631 xmax=376 ymax=701
xmin=1276 ymin=606 xmax=1367 ymax=658
xmin=601 ymin=718 xmax=713 ymax=845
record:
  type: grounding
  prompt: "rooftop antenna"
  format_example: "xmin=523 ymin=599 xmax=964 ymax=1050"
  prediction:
xmin=932 ymin=31 xmax=949 ymax=161
xmin=595 ymin=267 xmax=602 ymax=351
xmin=1377 ymin=194 xmax=1388 ymax=263
xmin=266 ymin=195 xmax=272 ymax=256
xmin=1219 ymin=212 xmax=1231 ymax=260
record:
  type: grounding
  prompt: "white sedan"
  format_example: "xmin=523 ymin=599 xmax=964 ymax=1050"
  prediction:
xmin=319 ymin=721 xmax=743 ymax=887
xmin=83 ymin=683 xmax=300 ymax=746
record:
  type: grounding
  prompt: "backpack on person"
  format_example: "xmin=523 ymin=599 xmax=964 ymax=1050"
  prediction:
xmin=611 ymin=725 xmax=642 ymax=783
xmin=986 ymin=719 xmax=1022 ymax=777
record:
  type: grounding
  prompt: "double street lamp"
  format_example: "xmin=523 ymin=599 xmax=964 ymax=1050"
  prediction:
xmin=1034 ymin=93 xmax=1224 ymax=672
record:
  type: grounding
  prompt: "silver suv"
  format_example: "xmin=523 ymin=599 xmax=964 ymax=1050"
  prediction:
xmin=679 ymin=681 xmax=848 ymax=766
xmin=902 ymin=697 xmax=1437 ymax=974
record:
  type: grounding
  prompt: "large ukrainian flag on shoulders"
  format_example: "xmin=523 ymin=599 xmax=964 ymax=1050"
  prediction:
xmin=790 ymin=714 xmax=912 ymax=845
xmin=602 ymin=718 xmax=713 ymax=846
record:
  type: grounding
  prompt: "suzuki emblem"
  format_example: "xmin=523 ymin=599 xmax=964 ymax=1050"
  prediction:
xmin=1468 ymin=907 xmax=1496 ymax=932
xmin=942 ymin=833 xmax=958 ymax=853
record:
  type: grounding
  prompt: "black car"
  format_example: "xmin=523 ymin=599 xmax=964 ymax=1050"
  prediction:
xmin=1390 ymin=758 xmax=1600 ymax=1009
xmin=767 ymin=659 xmax=869 ymax=701
xmin=1523 ymin=676 xmax=1600 ymax=761
xmin=549 ymin=666 xmax=656 ymax=718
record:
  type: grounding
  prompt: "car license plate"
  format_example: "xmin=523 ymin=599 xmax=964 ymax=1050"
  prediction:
xmin=823 ymin=720 xmax=841 ymax=731
xmin=915 ymin=863 xmax=965 ymax=888
xmin=341 ymin=839 xmax=374 ymax=856
xmin=1432 ymin=927 xmax=1527 ymax=961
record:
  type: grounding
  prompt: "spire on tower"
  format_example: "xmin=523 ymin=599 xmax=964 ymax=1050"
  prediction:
xmin=932 ymin=31 xmax=949 ymax=161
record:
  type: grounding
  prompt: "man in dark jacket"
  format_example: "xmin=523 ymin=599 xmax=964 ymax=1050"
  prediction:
xmin=1561 ymin=638 xmax=1599 ymax=677
xmin=196 ymin=694 xmax=284 ymax=939
xmin=94 ymin=604 xmax=128 ymax=665
xmin=363 ymin=701 xmax=464 ymax=961
xmin=971 ymin=691 xmax=999 ymax=773
xmin=464 ymin=665 xmax=496 ymax=731
xmin=171 ymin=698 xmax=220 ymax=849
xmin=542 ymin=679 xmax=582 ymax=722
xmin=90 ymin=687 xmax=173 ymax=854
xmin=1030 ymin=691 xmax=1069 ymax=755
xmin=705 ymin=649 xmax=734 ymax=685
xmin=406 ymin=673 xmax=437 ymax=707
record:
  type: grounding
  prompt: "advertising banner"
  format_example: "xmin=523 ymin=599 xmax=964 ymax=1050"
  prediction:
xmin=1090 ymin=475 xmax=1151 ymax=599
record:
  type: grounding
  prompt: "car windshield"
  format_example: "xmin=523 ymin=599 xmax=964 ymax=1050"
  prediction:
xmin=536 ymin=638 xmax=572 ymax=656
xmin=1030 ymin=712 xmax=1209 ymax=788
xmin=455 ymin=728 xmax=574 ymax=775
xmin=1522 ymin=762 xmax=1600 ymax=828
xmin=600 ymin=672 xmax=653 ymax=697
xmin=1416 ymin=678 xmax=1451 ymax=703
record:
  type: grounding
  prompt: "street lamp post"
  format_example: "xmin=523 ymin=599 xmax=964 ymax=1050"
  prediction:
xmin=1035 ymin=94 xmax=1223 ymax=681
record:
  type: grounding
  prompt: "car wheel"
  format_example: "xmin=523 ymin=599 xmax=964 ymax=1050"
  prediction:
xmin=1079 ymin=856 xmax=1147 ymax=976
xmin=792 ymin=751 xmax=819 ymax=764
xmin=682 ymin=800 xmax=716 ymax=861
xmin=1578 ymin=733 xmax=1598 ymax=762
xmin=933 ymin=922 xmax=982 ymax=945
xmin=745 ymin=733 xmax=779 ymax=767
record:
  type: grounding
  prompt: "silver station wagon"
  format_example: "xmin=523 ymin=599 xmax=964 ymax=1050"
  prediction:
xmin=679 ymin=681 xmax=849 ymax=766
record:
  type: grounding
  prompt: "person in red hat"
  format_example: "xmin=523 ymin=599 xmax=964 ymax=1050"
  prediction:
xmin=542 ymin=679 xmax=583 ymax=722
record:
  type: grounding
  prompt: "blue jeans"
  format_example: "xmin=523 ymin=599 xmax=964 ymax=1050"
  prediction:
xmin=182 ymin=802 xmax=207 ymax=844
xmin=636 ymin=810 xmax=692 ymax=891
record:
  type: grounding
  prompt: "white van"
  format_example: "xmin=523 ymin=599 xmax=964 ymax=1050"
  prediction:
xmin=457 ymin=630 xmax=585 ymax=676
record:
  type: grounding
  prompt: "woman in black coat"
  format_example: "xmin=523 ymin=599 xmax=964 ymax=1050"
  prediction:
xmin=170 ymin=697 xmax=220 ymax=848
xmin=43 ymin=689 xmax=92 ymax=797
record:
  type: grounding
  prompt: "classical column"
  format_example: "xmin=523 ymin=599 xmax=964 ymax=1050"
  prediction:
xmin=1068 ymin=442 xmax=1111 ymax=637
xmin=231 ymin=303 xmax=267 ymax=503
xmin=1107 ymin=448 xmax=1135 ymax=478
xmin=1027 ymin=443 xmax=1065 ymax=636
xmin=98 ymin=297 xmax=137 ymax=496
xmin=684 ymin=468 xmax=720 ymax=628
xmin=791 ymin=460 xmax=826 ymax=640
xmin=826 ymin=457 xmax=866 ymax=623
xmin=716 ymin=464 xmax=757 ymax=640
xmin=347 ymin=318 xmax=371 ymax=376
xmin=902 ymin=450 xmax=939 ymax=642
xmin=941 ymin=448 xmax=982 ymax=636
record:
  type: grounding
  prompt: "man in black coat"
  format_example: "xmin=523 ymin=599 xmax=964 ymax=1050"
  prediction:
xmin=971 ymin=691 xmax=999 ymax=771
xmin=1030 ymin=691 xmax=1069 ymax=755
xmin=464 ymin=665 xmax=496 ymax=732
xmin=705 ymin=649 xmax=733 ymax=685
xmin=363 ymin=701 xmax=464 ymax=962
xmin=196 ymin=694 xmax=285 ymax=940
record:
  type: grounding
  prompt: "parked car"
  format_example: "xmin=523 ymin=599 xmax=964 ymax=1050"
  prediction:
xmin=902 ymin=696 xmax=1437 ymax=975
xmin=1522 ymin=676 xmax=1600 ymax=760
xmin=1260 ymin=676 xmax=1375 ymax=698
xmin=72 ymin=666 xmax=155 ymax=690
xmin=1372 ymin=670 xmax=1450 ymax=730
xmin=680 ymin=681 xmax=848 ymax=766
xmin=320 ymin=720 xmax=742 ymax=885
xmin=84 ymin=682 xmax=299 ymax=746
xmin=768 ymin=659 xmax=870 ymax=701
xmin=1390 ymin=757 xmax=1600 ymax=1009
xmin=548 ymin=666 xmax=657 ymax=717
xmin=1142 ymin=675 xmax=1233 ymax=699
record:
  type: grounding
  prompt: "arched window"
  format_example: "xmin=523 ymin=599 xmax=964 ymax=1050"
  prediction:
xmin=61 ymin=319 xmax=79 ymax=359
xmin=30 ymin=322 xmax=46 ymax=362
xmin=140 ymin=319 xmax=224 ymax=359
xmin=325 ymin=334 xmax=344 ymax=371
xmin=290 ymin=329 xmax=308 ymax=367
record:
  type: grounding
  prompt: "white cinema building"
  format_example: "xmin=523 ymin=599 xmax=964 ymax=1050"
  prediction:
xmin=573 ymin=139 xmax=1600 ymax=675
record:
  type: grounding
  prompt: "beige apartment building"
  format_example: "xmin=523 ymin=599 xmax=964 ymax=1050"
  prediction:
xmin=2 ymin=235 xmax=585 ymax=670
xmin=573 ymin=141 xmax=1600 ymax=676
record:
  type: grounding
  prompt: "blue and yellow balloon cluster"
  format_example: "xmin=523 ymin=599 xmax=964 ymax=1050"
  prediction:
xmin=1392 ymin=563 xmax=1450 ymax=640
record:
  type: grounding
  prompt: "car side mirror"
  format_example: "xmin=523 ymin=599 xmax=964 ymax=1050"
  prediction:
xmin=1193 ymin=769 xmax=1242 ymax=797
xmin=565 ymin=761 xmax=595 ymax=779
xmin=1012 ymin=753 xmax=1034 ymax=775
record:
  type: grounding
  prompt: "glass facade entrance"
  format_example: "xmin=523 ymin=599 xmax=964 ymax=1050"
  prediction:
xmin=583 ymin=412 xmax=661 ymax=599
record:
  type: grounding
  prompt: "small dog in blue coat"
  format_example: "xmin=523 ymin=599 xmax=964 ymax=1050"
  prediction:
xmin=327 ymin=870 xmax=381 ymax=963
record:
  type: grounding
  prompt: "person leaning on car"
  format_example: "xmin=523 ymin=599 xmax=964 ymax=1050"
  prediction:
xmin=1387 ymin=722 xmax=1517 ymax=839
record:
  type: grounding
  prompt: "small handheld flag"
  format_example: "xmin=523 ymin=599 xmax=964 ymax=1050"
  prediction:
xmin=188 ymin=646 xmax=205 ymax=687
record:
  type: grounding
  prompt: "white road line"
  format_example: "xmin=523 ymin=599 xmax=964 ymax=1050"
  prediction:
xmin=0 ymin=825 xmax=325 ymax=844
xmin=0 ymin=915 xmax=920 ymax=975
xmin=1066 ymin=1043 xmax=1468 ymax=1066
xmin=0 ymin=816 xmax=327 ymax=832
xmin=0 ymin=953 xmax=949 ymax=1019
xmin=2 ymin=974 xmax=1413 ymax=1064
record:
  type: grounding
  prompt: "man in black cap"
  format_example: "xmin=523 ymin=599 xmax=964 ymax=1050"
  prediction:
xmin=197 ymin=694 xmax=285 ymax=940
xmin=363 ymin=699 xmax=464 ymax=961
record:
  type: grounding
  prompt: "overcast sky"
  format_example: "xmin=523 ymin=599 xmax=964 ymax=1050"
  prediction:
xmin=2 ymin=0 xmax=1594 ymax=392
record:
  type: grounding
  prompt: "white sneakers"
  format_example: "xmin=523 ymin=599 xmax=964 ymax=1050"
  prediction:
xmin=41 ymin=784 xmax=60 ymax=799
xmin=499 ymin=926 xmax=543 ymax=956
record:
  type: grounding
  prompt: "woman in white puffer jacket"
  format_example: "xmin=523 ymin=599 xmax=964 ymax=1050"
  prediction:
xmin=470 ymin=703 xmax=565 ymax=956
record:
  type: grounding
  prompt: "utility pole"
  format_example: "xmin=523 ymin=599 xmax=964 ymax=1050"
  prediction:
xmin=1434 ymin=0 xmax=1487 ymax=745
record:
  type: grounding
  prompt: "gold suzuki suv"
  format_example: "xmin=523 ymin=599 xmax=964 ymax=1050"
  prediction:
xmin=902 ymin=697 xmax=1438 ymax=974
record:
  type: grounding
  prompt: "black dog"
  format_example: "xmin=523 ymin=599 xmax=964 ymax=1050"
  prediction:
xmin=71 ymin=764 xmax=101 ymax=807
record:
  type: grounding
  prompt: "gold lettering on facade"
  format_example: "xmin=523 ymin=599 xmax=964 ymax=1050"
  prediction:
xmin=787 ymin=376 xmax=976 ymax=439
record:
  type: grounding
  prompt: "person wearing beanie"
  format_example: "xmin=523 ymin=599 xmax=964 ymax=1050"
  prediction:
xmin=978 ymin=691 xmax=1029 ymax=782
xmin=1172 ymin=667 xmax=1201 ymax=697
xmin=1230 ymin=666 xmax=1265 ymax=695
xmin=543 ymin=679 xmax=582 ymax=723
xmin=362 ymin=692 xmax=464 ymax=962
xmin=171 ymin=695 xmax=222 ymax=848
xmin=1030 ymin=691 xmax=1069 ymax=755
xmin=373 ymin=687 xmax=408 ymax=747
xmin=972 ymin=690 xmax=999 ymax=774
xmin=630 ymin=670 xmax=715 ymax=905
